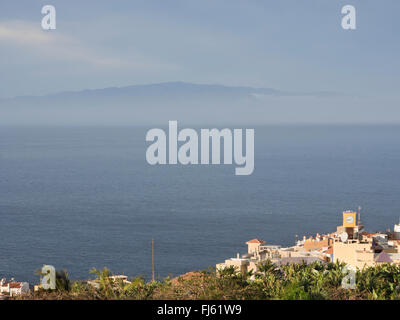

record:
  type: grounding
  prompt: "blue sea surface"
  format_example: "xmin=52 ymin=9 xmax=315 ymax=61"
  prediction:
xmin=1 ymin=125 xmax=400 ymax=284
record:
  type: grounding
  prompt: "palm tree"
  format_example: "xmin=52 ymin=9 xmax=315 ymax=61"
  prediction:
xmin=90 ymin=267 xmax=118 ymax=299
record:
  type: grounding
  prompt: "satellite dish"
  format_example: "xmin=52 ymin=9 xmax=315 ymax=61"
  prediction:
xmin=340 ymin=232 xmax=348 ymax=242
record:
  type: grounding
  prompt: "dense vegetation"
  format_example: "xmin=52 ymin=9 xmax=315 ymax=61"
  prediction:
xmin=12 ymin=261 xmax=400 ymax=300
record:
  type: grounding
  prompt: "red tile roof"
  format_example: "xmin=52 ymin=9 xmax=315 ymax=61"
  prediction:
xmin=246 ymin=239 xmax=266 ymax=244
xmin=361 ymin=232 xmax=378 ymax=238
xmin=1 ymin=282 xmax=22 ymax=289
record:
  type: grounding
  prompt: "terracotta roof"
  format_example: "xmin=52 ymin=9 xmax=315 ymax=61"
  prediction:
xmin=361 ymin=232 xmax=378 ymax=238
xmin=246 ymin=239 xmax=266 ymax=244
xmin=1 ymin=282 xmax=22 ymax=289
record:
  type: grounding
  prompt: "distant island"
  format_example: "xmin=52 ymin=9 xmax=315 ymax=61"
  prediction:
xmin=1 ymin=81 xmax=393 ymax=126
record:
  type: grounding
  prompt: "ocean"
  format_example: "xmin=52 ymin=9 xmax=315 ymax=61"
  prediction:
xmin=1 ymin=125 xmax=400 ymax=284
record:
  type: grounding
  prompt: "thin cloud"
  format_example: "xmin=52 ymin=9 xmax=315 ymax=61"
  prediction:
xmin=0 ymin=20 xmax=177 ymax=71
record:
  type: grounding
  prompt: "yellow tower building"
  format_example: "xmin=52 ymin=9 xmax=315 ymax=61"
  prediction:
xmin=343 ymin=210 xmax=357 ymax=228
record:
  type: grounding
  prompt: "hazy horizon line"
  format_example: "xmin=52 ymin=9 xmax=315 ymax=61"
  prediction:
xmin=0 ymin=80 xmax=349 ymax=101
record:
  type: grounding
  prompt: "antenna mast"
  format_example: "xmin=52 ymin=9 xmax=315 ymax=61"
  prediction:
xmin=358 ymin=206 xmax=361 ymax=226
xmin=151 ymin=238 xmax=155 ymax=282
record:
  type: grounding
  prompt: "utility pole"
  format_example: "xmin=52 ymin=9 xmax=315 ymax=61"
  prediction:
xmin=151 ymin=238 xmax=155 ymax=282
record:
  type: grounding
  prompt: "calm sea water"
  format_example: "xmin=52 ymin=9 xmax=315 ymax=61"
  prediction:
xmin=1 ymin=125 xmax=400 ymax=284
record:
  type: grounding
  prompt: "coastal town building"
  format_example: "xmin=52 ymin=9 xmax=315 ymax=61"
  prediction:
xmin=394 ymin=220 xmax=400 ymax=240
xmin=216 ymin=209 xmax=400 ymax=274
xmin=0 ymin=278 xmax=29 ymax=297
xmin=332 ymin=211 xmax=400 ymax=268
xmin=303 ymin=234 xmax=333 ymax=251
xmin=216 ymin=238 xmax=326 ymax=275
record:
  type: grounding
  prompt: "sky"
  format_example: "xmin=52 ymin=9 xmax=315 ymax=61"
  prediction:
xmin=0 ymin=0 xmax=399 ymax=99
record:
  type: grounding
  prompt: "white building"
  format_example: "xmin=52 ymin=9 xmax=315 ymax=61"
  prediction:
xmin=0 ymin=278 xmax=30 ymax=296
xmin=394 ymin=220 xmax=400 ymax=240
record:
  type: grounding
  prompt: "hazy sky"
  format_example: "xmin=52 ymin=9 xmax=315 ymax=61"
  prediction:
xmin=0 ymin=0 xmax=399 ymax=99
